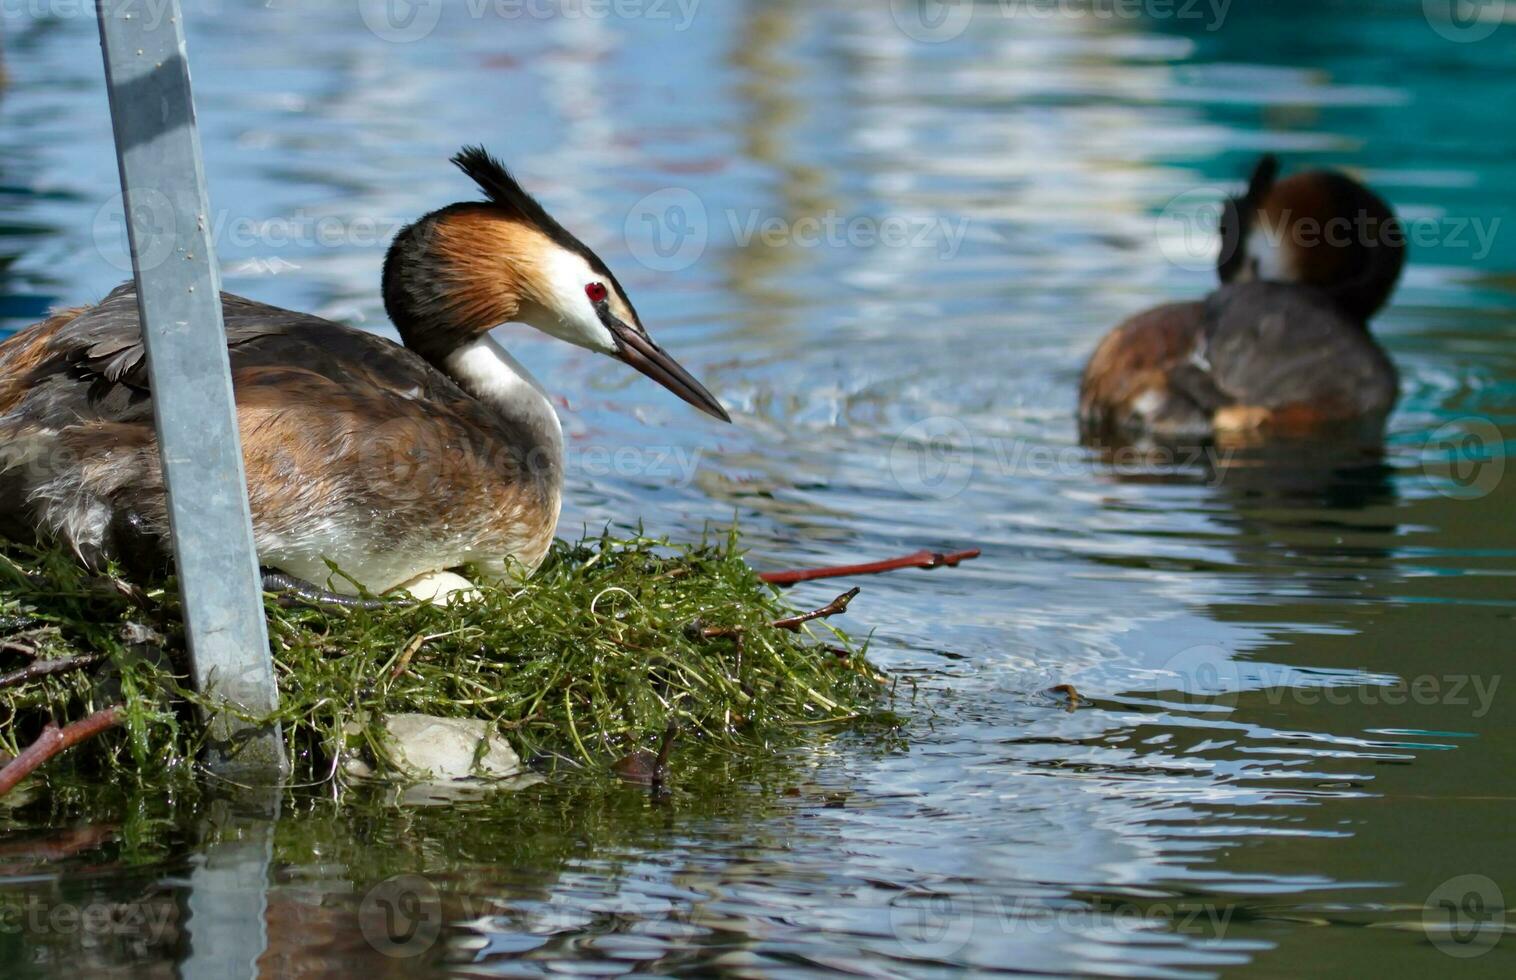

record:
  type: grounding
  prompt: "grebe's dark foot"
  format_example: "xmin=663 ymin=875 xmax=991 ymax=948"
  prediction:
xmin=260 ymin=571 xmax=393 ymax=610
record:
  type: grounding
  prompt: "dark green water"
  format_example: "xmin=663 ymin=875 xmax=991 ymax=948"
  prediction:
xmin=1 ymin=0 xmax=1513 ymax=975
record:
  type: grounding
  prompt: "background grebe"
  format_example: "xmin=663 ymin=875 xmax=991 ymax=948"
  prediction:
xmin=1079 ymin=155 xmax=1405 ymax=442
xmin=0 ymin=147 xmax=729 ymax=602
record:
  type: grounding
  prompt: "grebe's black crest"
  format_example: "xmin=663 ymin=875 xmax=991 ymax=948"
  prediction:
xmin=1219 ymin=153 xmax=1281 ymax=282
xmin=450 ymin=145 xmax=633 ymax=316
xmin=1244 ymin=153 xmax=1279 ymax=203
xmin=452 ymin=146 xmax=570 ymax=241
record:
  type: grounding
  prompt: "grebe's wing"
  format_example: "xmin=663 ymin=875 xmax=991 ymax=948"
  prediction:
xmin=1167 ymin=282 xmax=1397 ymax=420
xmin=24 ymin=282 xmax=461 ymax=428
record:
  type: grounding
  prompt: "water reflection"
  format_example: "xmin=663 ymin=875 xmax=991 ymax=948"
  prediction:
xmin=0 ymin=0 xmax=1513 ymax=975
xmin=185 ymin=792 xmax=279 ymax=980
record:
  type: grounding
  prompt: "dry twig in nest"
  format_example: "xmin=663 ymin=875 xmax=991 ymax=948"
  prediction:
xmin=0 ymin=654 xmax=105 ymax=691
xmin=696 ymin=587 xmax=860 ymax=640
xmin=0 ymin=707 xmax=124 ymax=798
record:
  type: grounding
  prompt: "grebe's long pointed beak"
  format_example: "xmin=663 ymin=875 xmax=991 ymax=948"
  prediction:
xmin=609 ymin=321 xmax=731 ymax=423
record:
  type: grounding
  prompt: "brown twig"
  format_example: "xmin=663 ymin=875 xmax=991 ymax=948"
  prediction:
xmin=0 ymin=654 xmax=104 ymax=691
xmin=612 ymin=720 xmax=679 ymax=787
xmin=696 ymin=587 xmax=860 ymax=640
xmin=654 ymin=720 xmax=677 ymax=774
xmin=386 ymin=628 xmax=474 ymax=681
xmin=499 ymin=711 xmax=543 ymax=731
xmin=768 ymin=587 xmax=860 ymax=632
xmin=0 ymin=823 xmax=117 ymax=864
xmin=759 ymin=548 xmax=981 ymax=586
xmin=0 ymin=640 xmax=37 ymax=658
xmin=1046 ymin=683 xmax=1083 ymax=709
xmin=0 ymin=707 xmax=123 ymax=798
xmin=0 ymin=627 xmax=60 ymax=659
xmin=389 ymin=633 xmax=427 ymax=680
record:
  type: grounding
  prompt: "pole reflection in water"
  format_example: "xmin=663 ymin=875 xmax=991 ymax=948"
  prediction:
xmin=181 ymin=789 xmax=279 ymax=980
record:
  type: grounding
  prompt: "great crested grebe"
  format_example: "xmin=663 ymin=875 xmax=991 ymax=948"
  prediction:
xmin=1079 ymin=155 xmax=1405 ymax=442
xmin=0 ymin=147 xmax=729 ymax=603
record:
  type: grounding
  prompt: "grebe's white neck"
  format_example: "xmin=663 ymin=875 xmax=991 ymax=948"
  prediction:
xmin=444 ymin=334 xmax=564 ymax=484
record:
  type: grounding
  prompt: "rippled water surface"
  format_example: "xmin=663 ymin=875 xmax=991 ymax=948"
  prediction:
xmin=2 ymin=1 xmax=1515 ymax=976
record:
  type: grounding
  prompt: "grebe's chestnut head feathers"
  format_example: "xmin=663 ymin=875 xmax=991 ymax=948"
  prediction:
xmin=1217 ymin=154 xmax=1405 ymax=322
xmin=383 ymin=147 xmax=729 ymax=421
xmin=448 ymin=146 xmax=644 ymax=351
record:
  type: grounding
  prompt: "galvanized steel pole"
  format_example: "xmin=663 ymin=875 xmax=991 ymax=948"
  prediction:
xmin=95 ymin=0 xmax=286 ymax=776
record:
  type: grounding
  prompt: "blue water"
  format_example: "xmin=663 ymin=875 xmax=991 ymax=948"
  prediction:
xmin=1 ymin=1 xmax=1514 ymax=975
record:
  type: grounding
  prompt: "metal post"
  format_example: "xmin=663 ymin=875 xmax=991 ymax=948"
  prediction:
xmin=95 ymin=0 xmax=286 ymax=776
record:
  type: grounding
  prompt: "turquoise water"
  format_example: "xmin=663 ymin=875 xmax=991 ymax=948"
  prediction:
xmin=1 ymin=1 xmax=1514 ymax=975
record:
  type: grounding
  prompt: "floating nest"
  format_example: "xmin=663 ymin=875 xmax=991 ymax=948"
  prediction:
xmin=0 ymin=529 xmax=893 ymax=794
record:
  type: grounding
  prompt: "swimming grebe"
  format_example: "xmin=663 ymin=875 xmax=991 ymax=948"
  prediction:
xmin=1079 ymin=155 xmax=1404 ymax=442
xmin=0 ymin=147 xmax=729 ymax=602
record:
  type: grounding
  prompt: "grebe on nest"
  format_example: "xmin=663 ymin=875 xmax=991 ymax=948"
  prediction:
xmin=0 ymin=147 xmax=729 ymax=603
xmin=1079 ymin=155 xmax=1405 ymax=443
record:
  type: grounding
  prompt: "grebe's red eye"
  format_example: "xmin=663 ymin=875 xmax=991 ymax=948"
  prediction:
xmin=585 ymin=282 xmax=608 ymax=303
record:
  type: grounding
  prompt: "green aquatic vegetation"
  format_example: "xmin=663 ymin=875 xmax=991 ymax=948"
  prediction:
xmin=0 ymin=529 xmax=892 ymax=792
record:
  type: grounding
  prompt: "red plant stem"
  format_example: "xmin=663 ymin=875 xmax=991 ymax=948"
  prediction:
xmin=0 ymin=707 xmax=123 ymax=799
xmin=758 ymin=548 xmax=981 ymax=586
xmin=768 ymin=587 xmax=859 ymax=631
xmin=697 ymin=587 xmax=861 ymax=639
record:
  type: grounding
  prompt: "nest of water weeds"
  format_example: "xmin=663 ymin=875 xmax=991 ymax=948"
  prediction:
xmin=0 ymin=529 xmax=893 ymax=795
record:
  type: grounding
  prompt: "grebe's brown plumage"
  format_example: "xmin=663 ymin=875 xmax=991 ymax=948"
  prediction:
xmin=1 ymin=284 xmax=561 ymax=585
xmin=1079 ymin=156 xmax=1405 ymax=442
xmin=1078 ymin=301 xmax=1209 ymax=438
xmin=0 ymin=147 xmax=729 ymax=601
xmin=1218 ymin=154 xmax=1405 ymax=321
